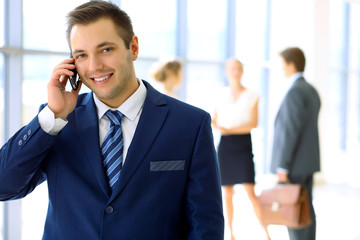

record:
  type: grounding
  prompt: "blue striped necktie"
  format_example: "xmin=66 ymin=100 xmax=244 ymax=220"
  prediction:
xmin=102 ymin=110 xmax=124 ymax=190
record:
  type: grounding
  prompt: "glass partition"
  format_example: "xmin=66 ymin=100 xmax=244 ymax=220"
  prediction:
xmin=121 ymin=0 xmax=177 ymax=58
xmin=347 ymin=4 xmax=360 ymax=149
xmin=187 ymin=0 xmax=226 ymax=61
xmin=23 ymin=0 xmax=88 ymax=51
xmin=0 ymin=53 xmax=4 ymax=240
xmin=0 ymin=0 xmax=4 ymax=47
xmin=186 ymin=62 xmax=224 ymax=114
xmin=328 ymin=0 xmax=349 ymax=150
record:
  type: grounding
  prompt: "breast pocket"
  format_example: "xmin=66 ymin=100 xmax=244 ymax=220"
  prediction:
xmin=150 ymin=160 xmax=185 ymax=171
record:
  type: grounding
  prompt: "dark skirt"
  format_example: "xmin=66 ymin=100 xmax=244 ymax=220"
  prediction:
xmin=217 ymin=134 xmax=255 ymax=185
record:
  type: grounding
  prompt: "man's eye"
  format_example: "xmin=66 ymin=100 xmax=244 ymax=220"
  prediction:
xmin=102 ymin=48 xmax=112 ymax=53
xmin=76 ymin=54 xmax=86 ymax=59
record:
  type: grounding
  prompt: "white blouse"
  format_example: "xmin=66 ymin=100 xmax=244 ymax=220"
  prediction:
xmin=215 ymin=87 xmax=259 ymax=129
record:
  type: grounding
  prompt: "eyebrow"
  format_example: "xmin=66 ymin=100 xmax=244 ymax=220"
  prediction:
xmin=97 ymin=41 xmax=117 ymax=49
xmin=72 ymin=41 xmax=117 ymax=55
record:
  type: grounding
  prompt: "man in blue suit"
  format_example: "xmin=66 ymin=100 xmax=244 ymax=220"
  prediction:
xmin=271 ymin=47 xmax=321 ymax=240
xmin=0 ymin=1 xmax=224 ymax=239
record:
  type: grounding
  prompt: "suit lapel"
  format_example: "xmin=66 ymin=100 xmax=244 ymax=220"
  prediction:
xmin=75 ymin=93 xmax=110 ymax=198
xmin=110 ymin=81 xmax=168 ymax=201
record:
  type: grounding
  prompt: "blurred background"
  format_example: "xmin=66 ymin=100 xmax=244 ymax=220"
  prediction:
xmin=0 ymin=0 xmax=359 ymax=239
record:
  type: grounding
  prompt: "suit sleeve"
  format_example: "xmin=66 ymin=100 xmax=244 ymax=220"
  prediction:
xmin=0 ymin=113 xmax=56 ymax=201
xmin=274 ymin=88 xmax=306 ymax=171
xmin=185 ymin=112 xmax=224 ymax=240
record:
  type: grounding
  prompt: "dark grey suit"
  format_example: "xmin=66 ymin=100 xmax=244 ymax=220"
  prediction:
xmin=271 ymin=76 xmax=321 ymax=240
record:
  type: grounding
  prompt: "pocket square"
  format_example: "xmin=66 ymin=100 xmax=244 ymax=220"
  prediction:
xmin=150 ymin=160 xmax=185 ymax=171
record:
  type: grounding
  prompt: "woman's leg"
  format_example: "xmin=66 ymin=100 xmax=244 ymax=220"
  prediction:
xmin=243 ymin=183 xmax=271 ymax=240
xmin=223 ymin=185 xmax=235 ymax=240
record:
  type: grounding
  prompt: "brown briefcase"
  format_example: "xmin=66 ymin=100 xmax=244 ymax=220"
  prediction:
xmin=258 ymin=184 xmax=312 ymax=229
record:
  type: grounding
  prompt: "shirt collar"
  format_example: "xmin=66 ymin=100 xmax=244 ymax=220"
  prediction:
xmin=288 ymin=72 xmax=303 ymax=86
xmin=93 ymin=79 xmax=147 ymax=122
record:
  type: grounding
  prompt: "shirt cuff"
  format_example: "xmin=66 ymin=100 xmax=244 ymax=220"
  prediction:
xmin=38 ymin=106 xmax=68 ymax=135
xmin=276 ymin=168 xmax=288 ymax=173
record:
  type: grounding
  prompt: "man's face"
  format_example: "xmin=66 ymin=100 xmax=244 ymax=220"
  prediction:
xmin=281 ymin=57 xmax=293 ymax=78
xmin=70 ymin=18 xmax=139 ymax=107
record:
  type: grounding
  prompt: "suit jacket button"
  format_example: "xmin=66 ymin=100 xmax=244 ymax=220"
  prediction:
xmin=28 ymin=129 xmax=32 ymax=136
xmin=18 ymin=140 xmax=23 ymax=146
xmin=23 ymin=134 xmax=28 ymax=141
xmin=105 ymin=206 xmax=114 ymax=214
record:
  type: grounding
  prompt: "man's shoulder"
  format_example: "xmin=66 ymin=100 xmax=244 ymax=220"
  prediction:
xmin=286 ymin=78 xmax=320 ymax=107
xmin=290 ymin=77 xmax=318 ymax=94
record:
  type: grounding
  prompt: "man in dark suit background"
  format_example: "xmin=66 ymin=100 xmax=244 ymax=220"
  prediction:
xmin=271 ymin=47 xmax=321 ymax=240
xmin=0 ymin=1 xmax=224 ymax=239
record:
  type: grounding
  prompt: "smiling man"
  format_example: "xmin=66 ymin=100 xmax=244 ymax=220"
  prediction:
xmin=0 ymin=1 xmax=224 ymax=239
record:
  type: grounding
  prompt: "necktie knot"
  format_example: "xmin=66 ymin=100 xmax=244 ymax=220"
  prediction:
xmin=105 ymin=110 xmax=123 ymax=126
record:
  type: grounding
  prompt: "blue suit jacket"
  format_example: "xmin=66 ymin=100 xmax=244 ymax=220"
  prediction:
xmin=0 ymin=81 xmax=224 ymax=240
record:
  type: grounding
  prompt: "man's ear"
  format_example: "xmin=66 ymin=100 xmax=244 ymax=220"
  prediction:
xmin=290 ymin=62 xmax=298 ymax=73
xmin=130 ymin=35 xmax=139 ymax=61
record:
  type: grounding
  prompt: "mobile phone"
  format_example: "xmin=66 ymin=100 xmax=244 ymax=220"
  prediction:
xmin=69 ymin=53 xmax=80 ymax=90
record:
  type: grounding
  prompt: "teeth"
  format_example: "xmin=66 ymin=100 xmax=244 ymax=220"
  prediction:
xmin=94 ymin=75 xmax=110 ymax=82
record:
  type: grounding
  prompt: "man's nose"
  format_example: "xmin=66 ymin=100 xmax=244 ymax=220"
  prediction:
xmin=88 ymin=55 xmax=103 ymax=72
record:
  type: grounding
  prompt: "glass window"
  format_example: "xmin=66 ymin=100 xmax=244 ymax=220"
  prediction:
xmin=134 ymin=59 xmax=156 ymax=83
xmin=0 ymin=54 xmax=4 ymax=145
xmin=22 ymin=55 xmax=62 ymax=123
xmin=0 ymin=0 xmax=4 ymax=47
xmin=22 ymin=54 xmax=90 ymax=124
xmin=186 ymin=62 xmax=224 ymax=114
xmin=0 ymin=53 xmax=4 ymax=240
xmin=329 ymin=0 xmax=345 ymax=68
xmin=327 ymin=71 xmax=343 ymax=145
xmin=187 ymin=0 xmax=227 ymax=61
xmin=23 ymin=0 xmax=88 ymax=52
xmin=0 ymin=203 xmax=3 ymax=240
xmin=347 ymin=3 xmax=360 ymax=148
xmin=235 ymin=0 xmax=268 ymax=112
xmin=235 ymin=0 xmax=267 ymax=67
xmin=328 ymin=0 xmax=348 ymax=149
xmin=120 ymin=0 xmax=177 ymax=58
xmin=21 ymin=183 xmax=48 ymax=240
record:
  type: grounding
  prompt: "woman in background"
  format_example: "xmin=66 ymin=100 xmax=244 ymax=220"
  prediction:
xmin=212 ymin=58 xmax=270 ymax=240
xmin=150 ymin=58 xmax=183 ymax=99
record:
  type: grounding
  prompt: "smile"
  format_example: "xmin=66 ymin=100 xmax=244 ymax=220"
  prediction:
xmin=93 ymin=75 xmax=111 ymax=82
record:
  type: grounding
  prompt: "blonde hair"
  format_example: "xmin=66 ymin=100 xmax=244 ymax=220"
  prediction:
xmin=225 ymin=58 xmax=243 ymax=70
xmin=151 ymin=60 xmax=182 ymax=82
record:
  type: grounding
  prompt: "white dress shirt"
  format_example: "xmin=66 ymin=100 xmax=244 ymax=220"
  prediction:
xmin=285 ymin=72 xmax=303 ymax=93
xmin=38 ymin=79 xmax=147 ymax=164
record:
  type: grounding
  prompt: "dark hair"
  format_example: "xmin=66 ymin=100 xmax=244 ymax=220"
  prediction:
xmin=280 ymin=47 xmax=306 ymax=72
xmin=66 ymin=0 xmax=134 ymax=49
xmin=151 ymin=60 xmax=182 ymax=82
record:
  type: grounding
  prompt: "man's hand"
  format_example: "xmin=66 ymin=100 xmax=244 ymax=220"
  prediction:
xmin=277 ymin=171 xmax=289 ymax=183
xmin=47 ymin=58 xmax=82 ymax=120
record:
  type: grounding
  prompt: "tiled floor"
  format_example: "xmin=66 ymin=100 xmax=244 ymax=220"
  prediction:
xmin=224 ymin=175 xmax=360 ymax=240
